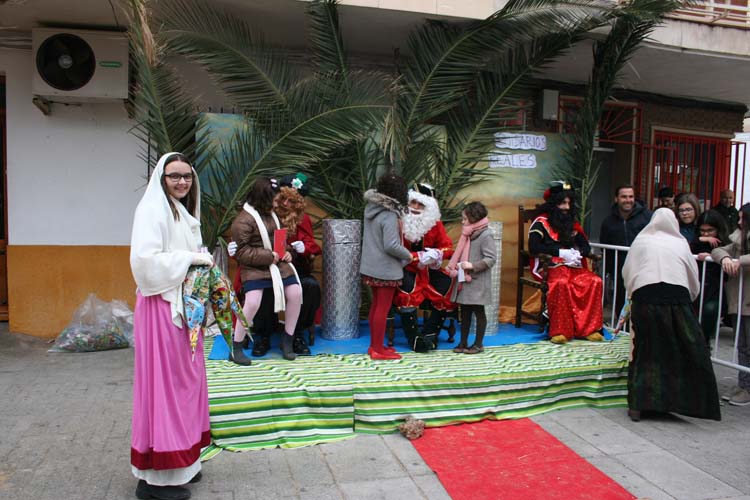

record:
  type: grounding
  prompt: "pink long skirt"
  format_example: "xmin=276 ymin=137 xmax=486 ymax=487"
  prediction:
xmin=131 ymin=293 xmax=210 ymax=483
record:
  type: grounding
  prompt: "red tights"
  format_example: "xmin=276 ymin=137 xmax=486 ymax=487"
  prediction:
xmin=368 ymin=286 xmax=396 ymax=351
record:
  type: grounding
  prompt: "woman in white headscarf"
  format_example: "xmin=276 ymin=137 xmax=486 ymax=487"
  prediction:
xmin=129 ymin=152 xmax=213 ymax=500
xmin=622 ymin=208 xmax=720 ymax=422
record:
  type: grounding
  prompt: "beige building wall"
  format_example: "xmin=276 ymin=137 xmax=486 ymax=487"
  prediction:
xmin=340 ymin=0 xmax=497 ymax=18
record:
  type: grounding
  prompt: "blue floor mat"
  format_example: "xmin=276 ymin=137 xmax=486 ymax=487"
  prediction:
xmin=208 ymin=320 xmax=615 ymax=361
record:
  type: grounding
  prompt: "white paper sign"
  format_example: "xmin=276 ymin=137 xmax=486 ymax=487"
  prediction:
xmin=494 ymin=132 xmax=547 ymax=151
xmin=488 ymin=153 xmax=537 ymax=169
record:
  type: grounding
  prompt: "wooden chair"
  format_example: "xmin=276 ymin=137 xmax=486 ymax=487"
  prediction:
xmin=515 ymin=205 xmax=550 ymax=331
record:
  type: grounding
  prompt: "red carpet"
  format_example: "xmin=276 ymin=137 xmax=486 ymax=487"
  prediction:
xmin=411 ymin=418 xmax=635 ymax=500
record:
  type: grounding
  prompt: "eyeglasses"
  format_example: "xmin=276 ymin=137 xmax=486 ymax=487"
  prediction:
xmin=677 ymin=207 xmax=694 ymax=214
xmin=164 ymin=173 xmax=193 ymax=182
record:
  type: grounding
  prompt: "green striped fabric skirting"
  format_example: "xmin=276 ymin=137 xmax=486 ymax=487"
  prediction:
xmin=201 ymin=335 xmax=630 ymax=457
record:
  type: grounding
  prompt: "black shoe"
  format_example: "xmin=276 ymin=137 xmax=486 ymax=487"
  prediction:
xmin=424 ymin=332 xmax=438 ymax=350
xmin=189 ymin=471 xmax=202 ymax=484
xmin=251 ymin=335 xmax=271 ymax=357
xmin=281 ymin=334 xmax=296 ymax=361
xmin=135 ymin=480 xmax=191 ymax=500
xmin=231 ymin=341 xmax=252 ymax=366
xmin=412 ymin=335 xmax=431 ymax=353
xmin=293 ymin=333 xmax=311 ymax=355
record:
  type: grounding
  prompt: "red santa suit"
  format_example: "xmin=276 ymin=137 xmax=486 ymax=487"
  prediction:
xmin=394 ymin=191 xmax=455 ymax=312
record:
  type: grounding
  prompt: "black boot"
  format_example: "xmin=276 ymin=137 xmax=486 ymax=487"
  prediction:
xmin=281 ymin=333 xmax=296 ymax=360
xmin=251 ymin=334 xmax=271 ymax=357
xmin=400 ymin=308 xmax=426 ymax=352
xmin=423 ymin=309 xmax=447 ymax=349
xmin=231 ymin=341 xmax=252 ymax=366
xmin=135 ymin=480 xmax=190 ymax=500
xmin=293 ymin=332 xmax=311 ymax=355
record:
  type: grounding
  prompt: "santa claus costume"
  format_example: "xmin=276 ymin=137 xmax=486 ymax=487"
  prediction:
xmin=393 ymin=183 xmax=455 ymax=351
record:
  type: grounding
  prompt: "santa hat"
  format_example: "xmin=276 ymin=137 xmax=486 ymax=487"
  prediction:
xmin=416 ymin=182 xmax=436 ymax=198
xmin=543 ymin=180 xmax=573 ymax=201
xmin=408 ymin=184 xmax=440 ymax=217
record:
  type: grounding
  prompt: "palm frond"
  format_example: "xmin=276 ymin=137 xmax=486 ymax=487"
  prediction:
xmin=397 ymin=127 xmax=445 ymax=185
xmin=307 ymin=0 xmax=351 ymax=96
xmin=397 ymin=0 xmax=615 ymax=141
xmin=310 ymin=138 xmax=384 ymax=220
xmin=281 ymin=69 xmax=390 ymax=125
xmin=126 ymin=0 xmax=209 ymax=170
xmin=416 ymin=7 xmax=613 ymax=223
xmin=210 ymin=103 xmax=389 ymax=235
xmin=448 ymin=7 xmax=613 ymax=170
xmin=199 ymin=121 xmax=284 ymax=247
xmin=155 ymin=0 xmax=296 ymax=113
xmin=556 ymin=0 xmax=682 ymax=224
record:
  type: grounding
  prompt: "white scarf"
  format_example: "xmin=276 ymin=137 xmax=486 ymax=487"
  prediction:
xmin=623 ymin=207 xmax=700 ymax=300
xmin=242 ymin=203 xmax=301 ymax=313
xmin=130 ymin=152 xmax=203 ymax=328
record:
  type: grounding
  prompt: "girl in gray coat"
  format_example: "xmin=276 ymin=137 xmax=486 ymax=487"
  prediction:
xmin=446 ymin=201 xmax=496 ymax=354
xmin=360 ymin=173 xmax=412 ymax=360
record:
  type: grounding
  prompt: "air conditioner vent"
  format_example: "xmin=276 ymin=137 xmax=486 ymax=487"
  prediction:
xmin=32 ymin=28 xmax=128 ymax=102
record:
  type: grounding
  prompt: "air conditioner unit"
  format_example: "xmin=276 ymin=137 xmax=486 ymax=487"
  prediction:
xmin=32 ymin=28 xmax=128 ymax=102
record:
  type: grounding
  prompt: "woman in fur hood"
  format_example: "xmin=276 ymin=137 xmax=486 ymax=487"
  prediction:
xmin=360 ymin=173 xmax=412 ymax=360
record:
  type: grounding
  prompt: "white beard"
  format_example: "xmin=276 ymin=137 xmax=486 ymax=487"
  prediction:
xmin=402 ymin=205 xmax=441 ymax=243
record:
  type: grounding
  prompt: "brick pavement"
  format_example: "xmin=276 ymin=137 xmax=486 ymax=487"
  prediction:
xmin=1 ymin=325 xmax=747 ymax=500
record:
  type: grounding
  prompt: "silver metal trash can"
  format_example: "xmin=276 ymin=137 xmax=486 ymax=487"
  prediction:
xmin=321 ymin=219 xmax=362 ymax=340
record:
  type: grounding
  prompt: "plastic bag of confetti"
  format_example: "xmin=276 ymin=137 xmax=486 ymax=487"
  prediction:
xmin=49 ymin=294 xmax=132 ymax=352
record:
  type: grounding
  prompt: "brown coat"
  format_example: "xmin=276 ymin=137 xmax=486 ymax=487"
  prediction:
xmin=711 ymin=229 xmax=750 ymax=316
xmin=231 ymin=209 xmax=294 ymax=284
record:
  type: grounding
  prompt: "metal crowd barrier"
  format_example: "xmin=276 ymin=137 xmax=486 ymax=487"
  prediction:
xmin=590 ymin=242 xmax=749 ymax=374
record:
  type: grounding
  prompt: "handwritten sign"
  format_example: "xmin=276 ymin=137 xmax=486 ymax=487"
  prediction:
xmin=494 ymin=132 xmax=547 ymax=151
xmin=488 ymin=153 xmax=537 ymax=169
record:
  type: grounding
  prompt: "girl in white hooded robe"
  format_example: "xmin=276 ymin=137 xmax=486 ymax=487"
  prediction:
xmin=129 ymin=152 xmax=213 ymax=499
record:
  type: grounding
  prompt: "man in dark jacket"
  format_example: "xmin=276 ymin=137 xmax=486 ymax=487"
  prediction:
xmin=712 ymin=189 xmax=739 ymax=233
xmin=599 ymin=185 xmax=652 ymax=315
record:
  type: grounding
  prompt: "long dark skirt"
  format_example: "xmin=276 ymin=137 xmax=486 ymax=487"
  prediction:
xmin=629 ymin=300 xmax=721 ymax=420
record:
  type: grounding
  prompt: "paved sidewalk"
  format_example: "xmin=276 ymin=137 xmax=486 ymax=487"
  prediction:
xmin=0 ymin=325 xmax=748 ymax=500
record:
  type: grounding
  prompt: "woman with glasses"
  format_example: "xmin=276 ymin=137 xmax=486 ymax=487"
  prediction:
xmin=691 ymin=210 xmax=730 ymax=346
xmin=129 ymin=152 xmax=213 ymax=500
xmin=675 ymin=192 xmax=702 ymax=242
